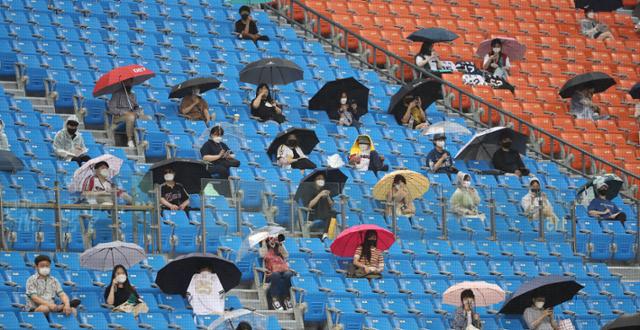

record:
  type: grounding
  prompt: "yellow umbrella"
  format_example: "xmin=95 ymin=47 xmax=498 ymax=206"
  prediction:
xmin=372 ymin=170 xmax=429 ymax=200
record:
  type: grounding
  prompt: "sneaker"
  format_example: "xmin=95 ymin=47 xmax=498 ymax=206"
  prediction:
xmin=272 ymin=299 xmax=284 ymax=311
xmin=127 ymin=140 xmax=135 ymax=148
xmin=284 ymin=299 xmax=293 ymax=310
xmin=70 ymin=299 xmax=81 ymax=308
xmin=321 ymin=233 xmax=328 ymax=242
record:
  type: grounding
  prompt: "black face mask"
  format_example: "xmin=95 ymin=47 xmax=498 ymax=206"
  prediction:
xmin=598 ymin=189 xmax=607 ymax=196
xmin=67 ymin=127 xmax=77 ymax=135
xmin=502 ymin=141 xmax=512 ymax=149
xmin=531 ymin=188 xmax=540 ymax=194
xmin=287 ymin=140 xmax=297 ymax=147
xmin=241 ymin=13 xmax=249 ymax=20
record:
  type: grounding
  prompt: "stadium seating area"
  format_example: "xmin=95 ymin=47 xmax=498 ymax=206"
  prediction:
xmin=0 ymin=0 xmax=638 ymax=329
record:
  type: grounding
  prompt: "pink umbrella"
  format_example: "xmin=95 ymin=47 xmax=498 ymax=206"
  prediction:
xmin=330 ymin=224 xmax=395 ymax=257
xmin=443 ymin=281 xmax=505 ymax=307
xmin=476 ymin=37 xmax=526 ymax=61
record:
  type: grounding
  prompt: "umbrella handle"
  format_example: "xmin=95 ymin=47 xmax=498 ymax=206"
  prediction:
xmin=121 ymin=81 xmax=135 ymax=112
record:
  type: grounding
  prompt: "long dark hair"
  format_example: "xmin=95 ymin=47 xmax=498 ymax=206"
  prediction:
xmin=419 ymin=42 xmax=433 ymax=56
xmin=110 ymin=264 xmax=139 ymax=299
xmin=489 ymin=38 xmax=503 ymax=57
xmin=360 ymin=230 xmax=377 ymax=262
xmin=256 ymin=83 xmax=272 ymax=102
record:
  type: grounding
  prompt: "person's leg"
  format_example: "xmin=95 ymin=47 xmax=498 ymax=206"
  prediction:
xmin=615 ymin=212 xmax=627 ymax=223
xmin=209 ymin=164 xmax=230 ymax=179
xmin=124 ymin=112 xmax=136 ymax=145
xmin=203 ymin=108 xmax=211 ymax=125
xmin=269 ymin=272 xmax=284 ymax=310
xmin=33 ymin=304 xmax=51 ymax=313
xmin=258 ymin=35 xmax=270 ymax=41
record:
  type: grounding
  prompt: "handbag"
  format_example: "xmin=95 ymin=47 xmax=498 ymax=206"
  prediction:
xmin=112 ymin=301 xmax=149 ymax=317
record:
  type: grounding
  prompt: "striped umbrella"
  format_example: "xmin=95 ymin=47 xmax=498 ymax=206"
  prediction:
xmin=80 ymin=241 xmax=146 ymax=271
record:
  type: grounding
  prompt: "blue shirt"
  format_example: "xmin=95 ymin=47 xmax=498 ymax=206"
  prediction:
xmin=588 ymin=197 xmax=621 ymax=217
xmin=426 ymin=148 xmax=453 ymax=173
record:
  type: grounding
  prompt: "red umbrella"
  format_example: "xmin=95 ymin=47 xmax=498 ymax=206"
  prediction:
xmin=93 ymin=64 xmax=155 ymax=97
xmin=330 ymin=224 xmax=395 ymax=257
xmin=476 ymin=37 xmax=526 ymax=62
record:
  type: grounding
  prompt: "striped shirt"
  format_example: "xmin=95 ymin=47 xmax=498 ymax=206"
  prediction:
xmin=354 ymin=246 xmax=384 ymax=271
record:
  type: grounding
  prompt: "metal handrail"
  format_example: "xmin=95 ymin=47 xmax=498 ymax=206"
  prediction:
xmin=268 ymin=0 xmax=640 ymax=201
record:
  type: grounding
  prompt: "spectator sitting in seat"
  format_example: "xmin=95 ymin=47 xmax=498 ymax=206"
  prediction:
xmin=104 ymin=265 xmax=148 ymax=317
xmin=385 ymin=174 xmax=416 ymax=220
xmin=235 ymin=5 xmax=269 ymax=44
xmin=415 ymin=42 xmax=443 ymax=77
xmin=53 ymin=116 xmax=91 ymax=166
xmin=348 ymin=135 xmax=388 ymax=174
xmin=521 ymin=178 xmax=560 ymax=230
xmin=580 ymin=7 xmax=614 ymax=41
xmin=299 ymin=173 xmax=337 ymax=241
xmin=159 ymin=168 xmax=190 ymax=212
xmin=482 ymin=38 xmax=511 ymax=81
xmin=491 ymin=132 xmax=529 ymax=177
xmin=588 ymin=182 xmax=627 ymax=223
xmin=351 ymin=230 xmax=384 ymax=279
xmin=401 ymin=95 xmax=429 ymax=130
xmin=0 ymin=119 xmax=9 ymax=151
xmin=187 ymin=266 xmax=225 ymax=316
xmin=277 ymin=134 xmax=316 ymax=170
xmin=452 ymin=289 xmax=482 ymax=330
xmin=251 ymin=84 xmax=285 ymax=123
xmin=259 ymin=235 xmax=293 ymax=311
xmin=570 ymin=87 xmax=606 ymax=120
xmin=25 ymin=255 xmax=80 ymax=315
xmin=426 ymin=134 xmax=458 ymax=174
xmin=336 ymin=92 xmax=355 ymax=126
xmin=108 ymin=79 xmax=145 ymax=148
xmin=523 ymin=294 xmax=558 ymax=330
xmin=200 ymin=126 xmax=240 ymax=180
xmin=179 ymin=87 xmax=212 ymax=126
xmin=82 ymin=161 xmax=133 ymax=205
xmin=450 ymin=172 xmax=482 ymax=218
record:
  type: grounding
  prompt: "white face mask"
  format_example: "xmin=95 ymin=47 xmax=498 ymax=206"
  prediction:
xmin=212 ymin=136 xmax=222 ymax=143
xmin=38 ymin=267 xmax=50 ymax=276
xmin=464 ymin=298 xmax=474 ymax=305
xmin=359 ymin=144 xmax=370 ymax=151
xmin=99 ymin=168 xmax=109 ymax=177
xmin=340 ymin=98 xmax=348 ymax=105
xmin=316 ymin=180 xmax=325 ymax=187
xmin=587 ymin=12 xmax=594 ymax=19
xmin=535 ymin=301 xmax=545 ymax=309
xmin=435 ymin=140 xmax=445 ymax=148
xmin=164 ymin=173 xmax=174 ymax=181
xmin=493 ymin=47 xmax=501 ymax=53
xmin=462 ymin=181 xmax=471 ymax=188
xmin=116 ymin=274 xmax=127 ymax=284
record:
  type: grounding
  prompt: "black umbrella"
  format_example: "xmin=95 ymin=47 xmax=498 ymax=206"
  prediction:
xmin=387 ymin=79 xmax=442 ymax=124
xmin=169 ymin=77 xmax=221 ymax=99
xmin=454 ymin=126 xmax=528 ymax=161
xmin=155 ymin=253 xmax=241 ymax=295
xmin=499 ymin=275 xmax=583 ymax=314
xmin=574 ymin=0 xmax=623 ymax=12
xmin=294 ymin=167 xmax=348 ymax=200
xmin=308 ymin=77 xmax=369 ymax=120
xmin=576 ymin=174 xmax=623 ymax=207
xmin=629 ymin=82 xmax=640 ymax=100
xmin=139 ymin=158 xmax=212 ymax=194
xmin=559 ymin=72 xmax=616 ymax=99
xmin=602 ymin=313 xmax=640 ymax=330
xmin=407 ymin=28 xmax=459 ymax=43
xmin=267 ymin=128 xmax=319 ymax=159
xmin=0 ymin=151 xmax=24 ymax=172
xmin=239 ymin=58 xmax=303 ymax=86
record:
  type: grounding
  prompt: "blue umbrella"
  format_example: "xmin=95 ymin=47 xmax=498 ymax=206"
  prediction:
xmin=630 ymin=82 xmax=640 ymax=99
xmin=499 ymin=275 xmax=583 ymax=314
xmin=407 ymin=28 xmax=459 ymax=43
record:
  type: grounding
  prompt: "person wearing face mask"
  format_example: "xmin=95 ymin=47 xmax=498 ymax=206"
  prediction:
xmin=348 ymin=135 xmax=388 ymax=173
xmin=186 ymin=265 xmax=226 ymax=316
xmin=524 ymin=295 xmax=558 ymax=330
xmin=251 ymin=83 xmax=285 ymax=123
xmin=588 ymin=182 xmax=627 ymax=223
xmin=450 ymin=172 xmax=483 ymax=218
xmin=415 ymin=42 xmax=443 ymax=78
xmin=104 ymin=265 xmax=148 ymax=316
xmin=385 ymin=174 xmax=416 ymax=219
xmin=452 ymin=289 xmax=482 ymax=330
xmin=300 ymin=173 xmax=338 ymax=241
xmin=482 ymin=39 xmax=511 ymax=81
xmin=521 ymin=178 xmax=560 ymax=230
xmin=277 ymin=134 xmax=316 ymax=170
xmin=200 ymin=126 xmax=240 ymax=180
xmin=235 ymin=5 xmax=269 ymax=44
xmin=0 ymin=119 xmax=9 ymax=151
xmin=81 ymin=161 xmax=133 ymax=205
xmin=259 ymin=236 xmax=293 ymax=311
xmin=25 ymin=255 xmax=80 ymax=315
xmin=569 ymin=87 xmax=605 ymax=120
xmin=53 ymin=116 xmax=90 ymax=165
xmin=491 ymin=132 xmax=529 ymax=177
xmin=351 ymin=230 xmax=384 ymax=279
xmin=401 ymin=95 xmax=429 ymax=130
xmin=179 ymin=87 xmax=213 ymax=126
xmin=580 ymin=7 xmax=614 ymax=41
xmin=426 ymin=134 xmax=458 ymax=174
xmin=159 ymin=168 xmax=190 ymax=212
xmin=108 ymin=79 xmax=146 ymax=148
xmin=336 ymin=92 xmax=355 ymax=126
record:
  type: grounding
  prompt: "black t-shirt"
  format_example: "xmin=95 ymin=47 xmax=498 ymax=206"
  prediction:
xmin=492 ymin=148 xmax=525 ymax=173
xmin=235 ymin=19 xmax=258 ymax=35
xmin=251 ymin=99 xmax=277 ymax=121
xmin=200 ymin=140 xmax=232 ymax=162
xmin=160 ymin=183 xmax=189 ymax=208
xmin=300 ymin=186 xmax=336 ymax=221
xmin=104 ymin=284 xmax=137 ymax=307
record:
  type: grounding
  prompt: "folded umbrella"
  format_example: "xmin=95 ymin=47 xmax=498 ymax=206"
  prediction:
xmin=155 ymin=253 xmax=241 ymax=295
xmin=455 ymin=126 xmax=527 ymax=161
xmin=423 ymin=121 xmax=472 ymax=136
xmin=80 ymin=241 xmax=146 ymax=271
xmin=629 ymin=82 xmax=640 ymax=100
xmin=169 ymin=77 xmax=221 ymax=99
xmin=267 ymin=127 xmax=319 ymax=159
xmin=574 ymin=0 xmax=623 ymax=12
xmin=93 ymin=64 xmax=155 ymax=97
xmin=575 ymin=173 xmax=623 ymax=207
xmin=387 ymin=79 xmax=442 ymax=125
xmin=239 ymin=58 xmax=303 ymax=86
xmin=236 ymin=226 xmax=286 ymax=261
xmin=330 ymin=224 xmax=395 ymax=257
xmin=443 ymin=281 xmax=505 ymax=307
xmin=601 ymin=313 xmax=640 ymax=330
xmin=559 ymin=72 xmax=616 ymax=99
xmin=308 ymin=77 xmax=369 ymax=120
xmin=476 ymin=37 xmax=526 ymax=62
xmin=294 ymin=167 xmax=348 ymax=200
xmin=407 ymin=27 xmax=459 ymax=43
xmin=499 ymin=275 xmax=583 ymax=314
xmin=0 ymin=150 xmax=24 ymax=172
xmin=70 ymin=154 xmax=123 ymax=192
xmin=208 ymin=309 xmax=268 ymax=330
xmin=372 ymin=170 xmax=429 ymax=201
xmin=139 ymin=158 xmax=212 ymax=195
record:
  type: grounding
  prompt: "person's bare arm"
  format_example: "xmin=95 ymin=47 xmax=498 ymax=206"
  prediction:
xmin=161 ymin=197 xmax=179 ymax=210
xmin=203 ymin=149 xmax=225 ymax=162
xmin=401 ymin=105 xmax=413 ymax=124
xmin=180 ymin=199 xmax=190 ymax=210
xmin=251 ymin=95 xmax=263 ymax=109
xmin=308 ymin=191 xmax=328 ymax=209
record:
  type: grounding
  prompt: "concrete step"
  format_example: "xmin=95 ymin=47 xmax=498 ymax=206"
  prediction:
xmin=610 ymin=266 xmax=640 ymax=282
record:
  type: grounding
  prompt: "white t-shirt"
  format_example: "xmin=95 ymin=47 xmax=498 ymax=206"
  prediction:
xmin=354 ymin=152 xmax=370 ymax=172
xmin=187 ymin=272 xmax=225 ymax=315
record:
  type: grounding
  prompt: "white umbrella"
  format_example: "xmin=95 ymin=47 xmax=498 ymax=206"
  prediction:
xmin=80 ymin=241 xmax=146 ymax=271
xmin=423 ymin=121 xmax=472 ymax=136
xmin=208 ymin=309 xmax=267 ymax=330
xmin=69 ymin=154 xmax=123 ymax=192
xmin=236 ymin=226 xmax=286 ymax=261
